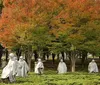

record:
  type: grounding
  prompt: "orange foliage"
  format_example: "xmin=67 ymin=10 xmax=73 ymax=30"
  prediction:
xmin=49 ymin=0 xmax=100 ymax=37
xmin=0 ymin=0 xmax=99 ymax=48
xmin=0 ymin=0 xmax=35 ymax=48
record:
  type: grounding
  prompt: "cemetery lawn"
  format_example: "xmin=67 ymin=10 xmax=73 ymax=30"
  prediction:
xmin=0 ymin=70 xmax=100 ymax=85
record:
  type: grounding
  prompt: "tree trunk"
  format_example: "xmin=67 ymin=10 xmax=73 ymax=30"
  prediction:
xmin=61 ymin=51 xmax=65 ymax=61
xmin=25 ymin=46 xmax=33 ymax=71
xmin=70 ymin=51 xmax=76 ymax=72
xmin=93 ymin=53 xmax=95 ymax=59
xmin=52 ymin=53 xmax=55 ymax=64
xmin=16 ymin=48 xmax=21 ymax=59
xmin=71 ymin=59 xmax=75 ymax=72
xmin=57 ymin=54 xmax=59 ymax=60
xmin=43 ymin=53 xmax=46 ymax=60
xmin=25 ymin=53 xmax=32 ymax=71
xmin=34 ymin=50 xmax=38 ymax=61
xmin=5 ymin=49 xmax=8 ymax=62
xmin=81 ymin=51 xmax=87 ymax=68
xmin=0 ymin=49 xmax=3 ymax=67
xmin=27 ymin=55 xmax=32 ymax=71
xmin=47 ymin=54 xmax=49 ymax=60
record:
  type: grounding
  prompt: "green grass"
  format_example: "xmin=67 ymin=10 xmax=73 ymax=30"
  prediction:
xmin=0 ymin=70 xmax=100 ymax=85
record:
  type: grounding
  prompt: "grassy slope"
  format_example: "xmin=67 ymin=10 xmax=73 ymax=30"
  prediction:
xmin=0 ymin=70 xmax=100 ymax=85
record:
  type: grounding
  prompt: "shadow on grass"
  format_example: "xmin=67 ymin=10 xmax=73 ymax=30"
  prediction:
xmin=16 ymin=80 xmax=33 ymax=84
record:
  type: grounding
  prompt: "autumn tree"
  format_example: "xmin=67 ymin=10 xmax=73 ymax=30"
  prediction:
xmin=0 ymin=0 xmax=35 ymax=70
xmin=0 ymin=0 xmax=100 ymax=72
xmin=0 ymin=0 xmax=52 ymax=70
xmin=48 ymin=0 xmax=100 ymax=72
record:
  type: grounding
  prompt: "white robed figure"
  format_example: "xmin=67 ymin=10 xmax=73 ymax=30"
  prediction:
xmin=16 ymin=56 xmax=29 ymax=77
xmin=88 ymin=59 xmax=99 ymax=73
xmin=57 ymin=59 xmax=67 ymax=74
xmin=34 ymin=58 xmax=44 ymax=74
xmin=1 ymin=53 xmax=18 ymax=83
